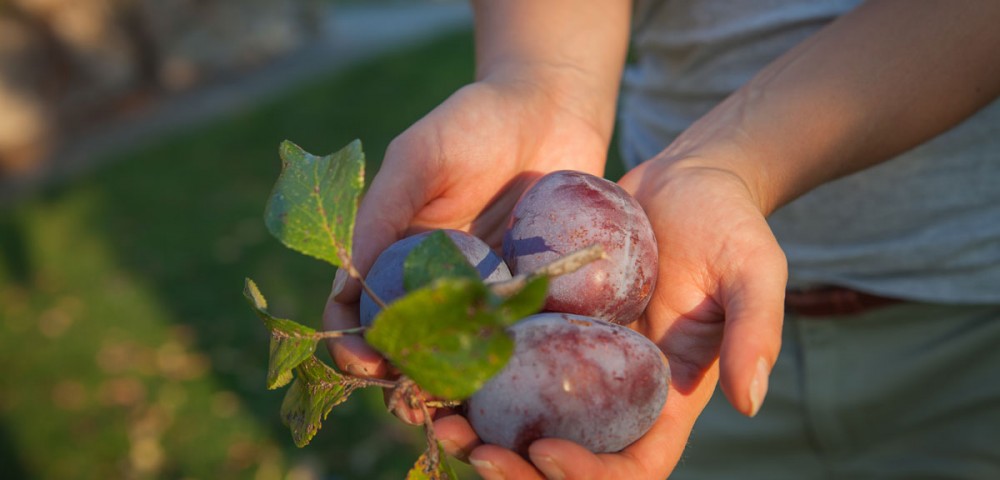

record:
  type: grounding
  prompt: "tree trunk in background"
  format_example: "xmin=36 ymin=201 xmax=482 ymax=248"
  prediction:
xmin=0 ymin=0 xmax=321 ymax=177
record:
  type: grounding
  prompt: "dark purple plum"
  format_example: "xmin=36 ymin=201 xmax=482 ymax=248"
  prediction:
xmin=359 ymin=229 xmax=512 ymax=327
xmin=467 ymin=313 xmax=669 ymax=455
xmin=502 ymin=170 xmax=657 ymax=325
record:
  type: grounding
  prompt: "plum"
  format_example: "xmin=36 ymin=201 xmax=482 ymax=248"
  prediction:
xmin=467 ymin=313 xmax=669 ymax=455
xmin=502 ymin=170 xmax=657 ymax=325
xmin=359 ymin=229 xmax=512 ymax=327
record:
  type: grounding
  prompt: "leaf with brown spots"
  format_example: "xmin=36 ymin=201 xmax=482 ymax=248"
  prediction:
xmin=406 ymin=442 xmax=459 ymax=480
xmin=403 ymin=230 xmax=479 ymax=292
xmin=279 ymin=356 xmax=358 ymax=447
xmin=243 ymin=278 xmax=317 ymax=389
xmin=366 ymin=278 xmax=515 ymax=400
xmin=264 ymin=140 xmax=365 ymax=267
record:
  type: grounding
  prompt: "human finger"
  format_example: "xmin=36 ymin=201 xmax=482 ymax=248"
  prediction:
xmin=523 ymin=378 xmax=710 ymax=480
xmin=332 ymin=134 xmax=444 ymax=304
xmin=716 ymin=237 xmax=787 ymax=417
xmin=433 ymin=413 xmax=482 ymax=462
xmin=322 ymin=293 xmax=389 ymax=378
xmin=468 ymin=444 xmax=545 ymax=480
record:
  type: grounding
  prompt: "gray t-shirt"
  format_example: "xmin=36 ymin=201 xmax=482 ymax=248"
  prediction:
xmin=620 ymin=0 xmax=1000 ymax=303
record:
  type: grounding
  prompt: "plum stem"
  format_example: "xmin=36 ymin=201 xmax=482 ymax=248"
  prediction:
xmin=490 ymin=243 xmax=607 ymax=297
xmin=344 ymin=374 xmax=459 ymax=406
xmin=344 ymin=263 xmax=388 ymax=310
xmin=312 ymin=326 xmax=367 ymax=339
xmin=343 ymin=375 xmax=397 ymax=390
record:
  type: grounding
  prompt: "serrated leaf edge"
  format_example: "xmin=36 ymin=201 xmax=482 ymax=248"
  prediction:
xmin=266 ymin=140 xmax=365 ymax=268
xmin=243 ymin=278 xmax=320 ymax=389
xmin=280 ymin=356 xmax=359 ymax=447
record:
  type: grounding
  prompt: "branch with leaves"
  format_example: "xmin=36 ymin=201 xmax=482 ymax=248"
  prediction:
xmin=244 ymin=140 xmax=604 ymax=479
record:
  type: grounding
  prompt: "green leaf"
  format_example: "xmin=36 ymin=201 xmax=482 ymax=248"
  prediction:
xmin=403 ymin=230 xmax=479 ymax=292
xmin=366 ymin=278 xmax=513 ymax=400
xmin=497 ymin=275 xmax=548 ymax=325
xmin=264 ymin=140 xmax=365 ymax=267
xmin=243 ymin=278 xmax=318 ymax=389
xmin=407 ymin=443 xmax=459 ymax=480
xmin=280 ymin=356 xmax=357 ymax=447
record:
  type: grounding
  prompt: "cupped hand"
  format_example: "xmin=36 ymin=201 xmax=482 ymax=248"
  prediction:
xmin=435 ymin=156 xmax=789 ymax=479
xmin=323 ymin=75 xmax=610 ymax=421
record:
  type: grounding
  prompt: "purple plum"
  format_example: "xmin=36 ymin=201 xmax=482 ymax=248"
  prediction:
xmin=359 ymin=229 xmax=511 ymax=327
xmin=502 ymin=170 xmax=658 ymax=325
xmin=467 ymin=313 xmax=669 ymax=455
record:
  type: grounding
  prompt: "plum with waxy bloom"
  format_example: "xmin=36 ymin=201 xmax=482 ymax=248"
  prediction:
xmin=502 ymin=170 xmax=657 ymax=325
xmin=467 ymin=313 xmax=669 ymax=455
xmin=359 ymin=229 xmax=511 ymax=327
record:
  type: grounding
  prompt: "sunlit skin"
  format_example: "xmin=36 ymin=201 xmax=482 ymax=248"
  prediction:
xmin=427 ymin=162 xmax=787 ymax=479
xmin=324 ymin=0 xmax=1000 ymax=478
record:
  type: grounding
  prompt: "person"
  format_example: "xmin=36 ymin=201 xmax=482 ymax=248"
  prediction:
xmin=324 ymin=1 xmax=1000 ymax=478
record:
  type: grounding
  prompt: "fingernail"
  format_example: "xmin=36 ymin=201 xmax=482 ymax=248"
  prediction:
xmin=439 ymin=439 xmax=461 ymax=455
xmin=749 ymin=357 xmax=770 ymax=417
xmin=471 ymin=458 xmax=503 ymax=480
xmin=534 ymin=455 xmax=566 ymax=480
xmin=331 ymin=269 xmax=348 ymax=297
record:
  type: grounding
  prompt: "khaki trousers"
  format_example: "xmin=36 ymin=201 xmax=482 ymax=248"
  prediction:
xmin=671 ymin=303 xmax=1000 ymax=480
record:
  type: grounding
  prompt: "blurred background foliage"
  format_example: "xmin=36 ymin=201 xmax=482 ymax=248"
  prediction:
xmin=0 ymin=1 xmax=625 ymax=479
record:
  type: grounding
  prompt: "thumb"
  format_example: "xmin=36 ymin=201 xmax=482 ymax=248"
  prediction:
xmin=324 ymin=138 xmax=440 ymax=378
xmin=717 ymin=242 xmax=787 ymax=417
xmin=332 ymin=138 xmax=441 ymax=304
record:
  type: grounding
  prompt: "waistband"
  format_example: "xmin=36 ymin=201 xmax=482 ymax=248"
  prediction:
xmin=785 ymin=287 xmax=904 ymax=317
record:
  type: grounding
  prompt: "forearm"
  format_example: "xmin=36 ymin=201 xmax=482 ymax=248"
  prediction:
xmin=472 ymin=0 xmax=631 ymax=143
xmin=657 ymin=0 xmax=1000 ymax=214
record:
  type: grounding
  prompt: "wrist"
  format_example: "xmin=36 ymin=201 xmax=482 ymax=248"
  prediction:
xmin=634 ymin=155 xmax=767 ymax=217
xmin=471 ymin=0 xmax=629 ymax=146
xmin=476 ymin=61 xmax=619 ymax=148
xmin=638 ymin=137 xmax=775 ymax=218
xmin=643 ymin=87 xmax=812 ymax=217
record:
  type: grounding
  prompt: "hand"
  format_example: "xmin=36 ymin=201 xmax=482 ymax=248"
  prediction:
xmin=434 ymin=156 xmax=789 ymax=479
xmin=323 ymin=73 xmax=610 ymax=421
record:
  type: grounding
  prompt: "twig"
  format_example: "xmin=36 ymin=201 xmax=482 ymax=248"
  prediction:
xmin=419 ymin=400 xmax=441 ymax=472
xmin=346 ymin=264 xmax=388 ymax=310
xmin=342 ymin=375 xmax=397 ymax=390
xmin=425 ymin=400 xmax=463 ymax=409
xmin=490 ymin=243 xmax=606 ymax=297
xmin=387 ymin=376 xmax=418 ymax=415
xmin=313 ymin=326 xmax=367 ymax=339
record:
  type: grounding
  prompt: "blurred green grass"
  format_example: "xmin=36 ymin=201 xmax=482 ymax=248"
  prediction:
xmin=0 ymin=28 xmax=627 ymax=480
